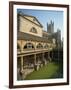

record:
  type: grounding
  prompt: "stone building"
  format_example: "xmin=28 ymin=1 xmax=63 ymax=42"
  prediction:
xmin=47 ymin=20 xmax=54 ymax=34
xmin=17 ymin=13 xmax=56 ymax=80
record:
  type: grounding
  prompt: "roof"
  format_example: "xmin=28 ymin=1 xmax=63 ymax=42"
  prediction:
xmin=17 ymin=31 xmax=51 ymax=43
xmin=18 ymin=13 xmax=43 ymax=28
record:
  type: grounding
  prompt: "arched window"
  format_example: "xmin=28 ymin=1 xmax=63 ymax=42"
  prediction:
xmin=30 ymin=27 xmax=37 ymax=33
xmin=44 ymin=44 xmax=48 ymax=48
xmin=36 ymin=43 xmax=43 ymax=49
xmin=24 ymin=43 xmax=34 ymax=49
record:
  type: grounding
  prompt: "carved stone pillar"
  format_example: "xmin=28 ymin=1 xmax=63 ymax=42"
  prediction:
xmin=20 ymin=56 xmax=24 ymax=72
xmin=48 ymin=51 xmax=51 ymax=62
xmin=34 ymin=54 xmax=36 ymax=65
xmin=34 ymin=54 xmax=40 ymax=71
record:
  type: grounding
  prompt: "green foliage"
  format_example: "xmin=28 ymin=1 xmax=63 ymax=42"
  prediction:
xmin=25 ymin=62 xmax=63 ymax=80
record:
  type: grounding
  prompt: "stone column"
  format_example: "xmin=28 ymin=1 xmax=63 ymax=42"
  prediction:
xmin=19 ymin=56 xmax=24 ymax=80
xmin=42 ymin=53 xmax=47 ymax=65
xmin=48 ymin=51 xmax=51 ymax=62
xmin=20 ymin=56 xmax=24 ymax=72
xmin=34 ymin=54 xmax=39 ymax=71
xmin=34 ymin=54 xmax=36 ymax=65
xmin=42 ymin=53 xmax=45 ymax=65
xmin=42 ymin=53 xmax=44 ymax=61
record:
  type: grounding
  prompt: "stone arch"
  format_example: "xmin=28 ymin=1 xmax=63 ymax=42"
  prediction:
xmin=23 ymin=42 xmax=35 ymax=49
xmin=44 ymin=44 xmax=49 ymax=48
xmin=36 ymin=43 xmax=43 ymax=49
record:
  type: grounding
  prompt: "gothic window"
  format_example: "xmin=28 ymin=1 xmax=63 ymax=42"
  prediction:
xmin=36 ymin=43 xmax=43 ymax=49
xmin=30 ymin=27 xmax=37 ymax=33
xmin=24 ymin=43 xmax=34 ymax=49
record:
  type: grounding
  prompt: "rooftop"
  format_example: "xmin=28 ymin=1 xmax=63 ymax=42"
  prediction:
xmin=17 ymin=31 xmax=51 ymax=43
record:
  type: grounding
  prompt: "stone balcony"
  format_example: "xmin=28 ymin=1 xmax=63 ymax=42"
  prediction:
xmin=17 ymin=48 xmax=53 ymax=55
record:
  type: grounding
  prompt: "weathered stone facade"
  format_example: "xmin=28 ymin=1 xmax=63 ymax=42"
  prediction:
xmin=17 ymin=13 xmax=56 ymax=80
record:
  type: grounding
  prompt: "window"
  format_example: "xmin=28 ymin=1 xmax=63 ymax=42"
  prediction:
xmin=24 ymin=43 xmax=34 ymax=49
xmin=44 ymin=44 xmax=48 ymax=48
xmin=36 ymin=43 xmax=43 ymax=49
xmin=30 ymin=27 xmax=37 ymax=33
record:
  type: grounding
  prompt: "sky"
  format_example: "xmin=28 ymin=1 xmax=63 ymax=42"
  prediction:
xmin=17 ymin=9 xmax=63 ymax=39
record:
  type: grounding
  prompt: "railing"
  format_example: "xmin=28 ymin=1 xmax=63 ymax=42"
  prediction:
xmin=17 ymin=48 xmax=53 ymax=54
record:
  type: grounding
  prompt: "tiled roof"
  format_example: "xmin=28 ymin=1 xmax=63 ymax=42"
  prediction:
xmin=17 ymin=32 xmax=51 ymax=43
